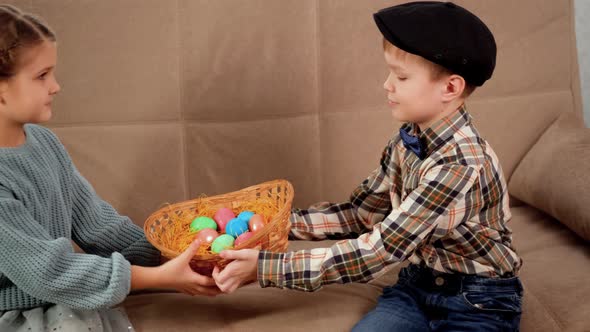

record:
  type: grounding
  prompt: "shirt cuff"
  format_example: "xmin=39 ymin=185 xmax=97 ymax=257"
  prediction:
xmin=257 ymin=250 xmax=285 ymax=288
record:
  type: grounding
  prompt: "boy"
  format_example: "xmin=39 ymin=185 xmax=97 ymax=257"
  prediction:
xmin=214 ymin=2 xmax=523 ymax=331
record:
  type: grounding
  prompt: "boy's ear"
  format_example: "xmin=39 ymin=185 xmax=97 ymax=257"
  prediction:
xmin=441 ymin=74 xmax=466 ymax=102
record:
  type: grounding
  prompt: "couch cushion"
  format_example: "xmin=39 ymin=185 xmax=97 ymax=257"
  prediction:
xmin=509 ymin=111 xmax=590 ymax=241
xmin=123 ymin=209 xmax=589 ymax=331
xmin=123 ymin=240 xmax=404 ymax=332
xmin=509 ymin=206 xmax=590 ymax=331
xmin=124 ymin=285 xmax=380 ymax=332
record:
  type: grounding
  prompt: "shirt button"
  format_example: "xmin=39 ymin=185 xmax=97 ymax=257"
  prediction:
xmin=435 ymin=277 xmax=445 ymax=286
xmin=474 ymin=303 xmax=483 ymax=309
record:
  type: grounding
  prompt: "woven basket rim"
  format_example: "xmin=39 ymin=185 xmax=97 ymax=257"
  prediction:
xmin=143 ymin=179 xmax=294 ymax=260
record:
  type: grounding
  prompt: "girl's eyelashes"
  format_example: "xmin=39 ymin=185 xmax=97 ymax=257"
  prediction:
xmin=36 ymin=67 xmax=54 ymax=80
xmin=398 ymin=76 xmax=407 ymax=81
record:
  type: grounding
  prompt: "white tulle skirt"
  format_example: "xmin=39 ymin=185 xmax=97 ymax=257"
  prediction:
xmin=0 ymin=304 xmax=134 ymax=332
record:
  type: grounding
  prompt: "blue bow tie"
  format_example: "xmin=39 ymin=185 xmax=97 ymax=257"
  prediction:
xmin=400 ymin=127 xmax=425 ymax=159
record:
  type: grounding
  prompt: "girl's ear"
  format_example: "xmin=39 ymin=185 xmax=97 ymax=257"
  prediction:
xmin=441 ymin=74 xmax=466 ymax=103
xmin=0 ymin=84 xmax=6 ymax=105
xmin=0 ymin=82 xmax=7 ymax=105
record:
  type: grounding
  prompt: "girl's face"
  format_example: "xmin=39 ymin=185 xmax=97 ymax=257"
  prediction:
xmin=0 ymin=40 xmax=60 ymax=125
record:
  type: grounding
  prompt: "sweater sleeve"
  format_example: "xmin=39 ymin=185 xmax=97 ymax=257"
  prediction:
xmin=70 ymin=168 xmax=161 ymax=267
xmin=0 ymin=186 xmax=131 ymax=310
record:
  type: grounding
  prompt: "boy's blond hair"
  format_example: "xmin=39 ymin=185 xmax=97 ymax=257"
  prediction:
xmin=383 ymin=39 xmax=476 ymax=98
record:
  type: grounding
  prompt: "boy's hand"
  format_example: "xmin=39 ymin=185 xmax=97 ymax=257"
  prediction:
xmin=155 ymin=240 xmax=222 ymax=297
xmin=212 ymin=249 xmax=259 ymax=294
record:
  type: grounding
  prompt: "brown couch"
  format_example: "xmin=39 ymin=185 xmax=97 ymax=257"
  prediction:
xmin=13 ymin=0 xmax=588 ymax=330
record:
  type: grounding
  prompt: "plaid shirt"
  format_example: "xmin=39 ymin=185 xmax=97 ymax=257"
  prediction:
xmin=258 ymin=106 xmax=522 ymax=291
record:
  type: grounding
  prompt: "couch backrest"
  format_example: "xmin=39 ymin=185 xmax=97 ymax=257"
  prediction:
xmin=13 ymin=0 xmax=579 ymax=225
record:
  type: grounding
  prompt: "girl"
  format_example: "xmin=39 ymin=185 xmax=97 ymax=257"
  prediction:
xmin=0 ymin=5 xmax=218 ymax=332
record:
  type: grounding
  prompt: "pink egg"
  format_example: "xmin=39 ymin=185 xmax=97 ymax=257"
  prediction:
xmin=248 ymin=214 xmax=265 ymax=233
xmin=214 ymin=208 xmax=236 ymax=232
xmin=195 ymin=228 xmax=219 ymax=245
xmin=234 ymin=231 xmax=255 ymax=247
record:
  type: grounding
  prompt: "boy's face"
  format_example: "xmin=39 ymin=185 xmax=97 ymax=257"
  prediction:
xmin=382 ymin=45 xmax=446 ymax=127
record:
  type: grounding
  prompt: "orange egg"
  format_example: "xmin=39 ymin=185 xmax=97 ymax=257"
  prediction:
xmin=195 ymin=228 xmax=219 ymax=245
xmin=248 ymin=214 xmax=265 ymax=233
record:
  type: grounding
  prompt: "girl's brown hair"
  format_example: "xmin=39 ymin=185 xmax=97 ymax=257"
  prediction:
xmin=0 ymin=4 xmax=56 ymax=80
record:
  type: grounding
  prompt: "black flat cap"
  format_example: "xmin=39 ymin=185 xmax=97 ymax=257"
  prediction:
xmin=374 ymin=1 xmax=496 ymax=86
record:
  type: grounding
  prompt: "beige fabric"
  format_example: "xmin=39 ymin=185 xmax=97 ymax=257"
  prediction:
xmin=467 ymin=92 xmax=568 ymax=181
xmin=317 ymin=0 xmax=575 ymax=201
xmin=510 ymin=112 xmax=590 ymax=241
xmin=28 ymin=0 xmax=574 ymax=212
xmin=570 ymin=0 xmax=584 ymax=117
xmin=509 ymin=206 xmax=590 ymax=332
xmin=509 ymin=195 xmax=526 ymax=207
xmin=124 ymin=285 xmax=379 ymax=332
xmin=123 ymin=240 xmax=400 ymax=332
xmin=5 ymin=0 xmax=581 ymax=330
xmin=185 ymin=117 xmax=322 ymax=208
xmin=123 ymin=207 xmax=590 ymax=332
xmin=41 ymin=1 xmax=181 ymax=125
xmin=51 ymin=125 xmax=186 ymax=225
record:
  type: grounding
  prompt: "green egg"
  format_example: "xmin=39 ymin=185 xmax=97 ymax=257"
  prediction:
xmin=211 ymin=234 xmax=235 ymax=253
xmin=190 ymin=216 xmax=217 ymax=232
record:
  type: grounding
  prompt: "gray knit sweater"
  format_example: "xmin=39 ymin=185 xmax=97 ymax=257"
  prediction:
xmin=0 ymin=124 xmax=161 ymax=311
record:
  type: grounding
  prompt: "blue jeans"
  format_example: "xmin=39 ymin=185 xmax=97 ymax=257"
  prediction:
xmin=352 ymin=264 xmax=523 ymax=332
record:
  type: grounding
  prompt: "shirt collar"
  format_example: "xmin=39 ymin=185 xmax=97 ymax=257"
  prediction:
xmin=401 ymin=104 xmax=471 ymax=157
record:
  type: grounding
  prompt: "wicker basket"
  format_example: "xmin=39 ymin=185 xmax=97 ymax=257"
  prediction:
xmin=144 ymin=179 xmax=294 ymax=276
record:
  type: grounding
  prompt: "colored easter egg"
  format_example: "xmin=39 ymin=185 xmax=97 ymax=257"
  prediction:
xmin=225 ymin=218 xmax=249 ymax=237
xmin=234 ymin=231 xmax=255 ymax=247
xmin=211 ymin=234 xmax=235 ymax=253
xmin=195 ymin=228 xmax=219 ymax=245
xmin=248 ymin=214 xmax=265 ymax=233
xmin=237 ymin=211 xmax=254 ymax=222
xmin=214 ymin=208 xmax=236 ymax=232
xmin=190 ymin=216 xmax=217 ymax=232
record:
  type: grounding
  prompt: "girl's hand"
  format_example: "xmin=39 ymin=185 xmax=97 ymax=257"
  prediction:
xmin=156 ymin=240 xmax=222 ymax=297
xmin=212 ymin=249 xmax=259 ymax=294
